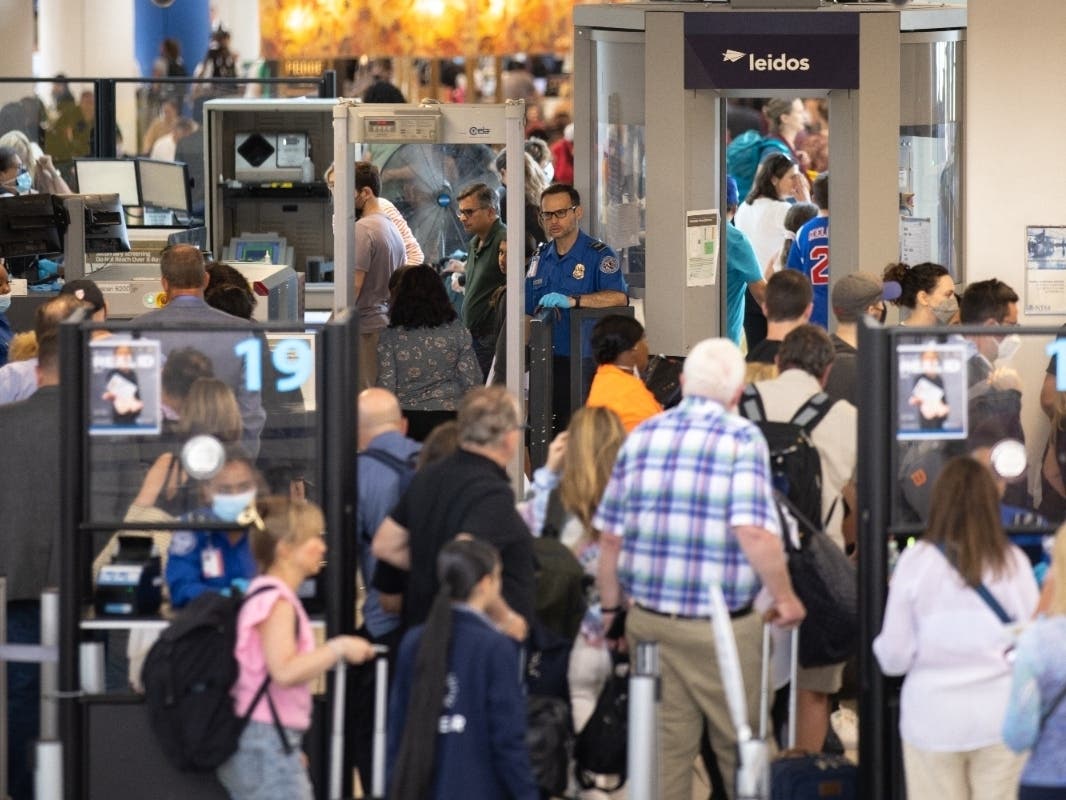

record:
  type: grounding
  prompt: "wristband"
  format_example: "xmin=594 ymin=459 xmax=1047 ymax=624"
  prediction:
xmin=600 ymin=605 xmax=621 ymax=614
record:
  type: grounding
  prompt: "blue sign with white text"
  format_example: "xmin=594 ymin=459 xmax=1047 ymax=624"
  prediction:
xmin=685 ymin=13 xmax=860 ymax=90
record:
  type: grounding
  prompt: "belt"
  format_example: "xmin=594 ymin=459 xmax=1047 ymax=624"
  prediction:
xmin=634 ymin=603 xmax=753 ymax=622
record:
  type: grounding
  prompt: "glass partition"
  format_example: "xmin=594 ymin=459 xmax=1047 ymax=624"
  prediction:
xmin=589 ymin=31 xmax=646 ymax=289
xmin=899 ymin=33 xmax=964 ymax=277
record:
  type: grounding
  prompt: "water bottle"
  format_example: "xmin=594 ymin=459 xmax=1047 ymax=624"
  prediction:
xmin=300 ymin=156 xmax=314 ymax=184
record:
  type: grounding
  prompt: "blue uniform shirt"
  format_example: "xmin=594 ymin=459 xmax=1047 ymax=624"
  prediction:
xmin=165 ymin=515 xmax=257 ymax=608
xmin=787 ymin=215 xmax=830 ymax=329
xmin=525 ymin=230 xmax=628 ymax=357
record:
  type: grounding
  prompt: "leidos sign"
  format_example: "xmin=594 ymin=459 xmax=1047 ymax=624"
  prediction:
xmin=685 ymin=14 xmax=859 ymax=90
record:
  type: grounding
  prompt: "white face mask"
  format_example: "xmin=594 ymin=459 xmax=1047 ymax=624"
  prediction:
xmin=995 ymin=333 xmax=1022 ymax=364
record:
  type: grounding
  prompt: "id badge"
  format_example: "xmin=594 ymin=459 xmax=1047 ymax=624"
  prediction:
xmin=201 ymin=547 xmax=225 ymax=579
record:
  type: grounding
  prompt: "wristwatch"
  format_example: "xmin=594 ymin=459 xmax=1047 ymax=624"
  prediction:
xmin=572 ymin=295 xmax=581 ymax=309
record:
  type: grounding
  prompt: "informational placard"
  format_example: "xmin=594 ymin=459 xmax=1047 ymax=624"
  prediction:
xmin=896 ymin=342 xmax=968 ymax=441
xmin=88 ymin=339 xmax=162 ymax=436
xmin=1024 ymin=225 xmax=1066 ymax=315
xmin=900 ymin=217 xmax=933 ymax=266
xmin=686 ymin=209 xmax=719 ymax=288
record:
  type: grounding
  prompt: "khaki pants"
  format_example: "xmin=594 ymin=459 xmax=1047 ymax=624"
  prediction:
xmin=358 ymin=331 xmax=380 ymax=390
xmin=626 ymin=605 xmax=763 ymax=800
xmin=902 ymin=740 xmax=1026 ymax=800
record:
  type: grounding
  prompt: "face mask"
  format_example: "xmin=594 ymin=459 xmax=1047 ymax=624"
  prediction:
xmin=995 ymin=333 xmax=1022 ymax=363
xmin=14 ymin=169 xmax=31 ymax=194
xmin=933 ymin=295 xmax=958 ymax=325
xmin=211 ymin=489 xmax=256 ymax=522
xmin=0 ymin=293 xmax=10 ymax=314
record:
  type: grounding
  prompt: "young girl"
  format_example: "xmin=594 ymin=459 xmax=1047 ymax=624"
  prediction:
xmin=217 ymin=496 xmax=375 ymax=800
xmin=387 ymin=538 xmax=538 ymax=800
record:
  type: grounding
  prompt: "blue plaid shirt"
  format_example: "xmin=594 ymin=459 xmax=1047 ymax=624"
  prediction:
xmin=593 ymin=395 xmax=781 ymax=617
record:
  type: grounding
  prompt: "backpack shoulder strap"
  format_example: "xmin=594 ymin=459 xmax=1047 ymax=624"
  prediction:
xmin=738 ymin=384 xmax=767 ymax=423
xmin=789 ymin=392 xmax=836 ymax=435
xmin=361 ymin=448 xmax=415 ymax=476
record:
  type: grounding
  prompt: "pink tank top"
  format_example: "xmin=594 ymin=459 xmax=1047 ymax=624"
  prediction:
xmin=230 ymin=575 xmax=317 ymax=730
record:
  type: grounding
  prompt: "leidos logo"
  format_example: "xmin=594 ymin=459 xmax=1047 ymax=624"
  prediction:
xmin=721 ymin=50 xmax=811 ymax=72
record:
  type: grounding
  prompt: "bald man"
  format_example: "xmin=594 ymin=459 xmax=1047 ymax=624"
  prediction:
xmin=353 ymin=388 xmax=420 ymax=789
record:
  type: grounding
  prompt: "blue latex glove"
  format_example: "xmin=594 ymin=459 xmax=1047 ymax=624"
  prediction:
xmin=538 ymin=292 xmax=572 ymax=310
xmin=230 ymin=577 xmax=250 ymax=596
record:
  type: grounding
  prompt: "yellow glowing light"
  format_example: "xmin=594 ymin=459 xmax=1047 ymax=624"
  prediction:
xmin=487 ymin=0 xmax=506 ymax=17
xmin=412 ymin=0 xmax=446 ymax=17
xmin=284 ymin=4 xmax=315 ymax=34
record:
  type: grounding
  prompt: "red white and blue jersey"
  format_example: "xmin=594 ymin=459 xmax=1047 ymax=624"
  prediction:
xmin=787 ymin=215 xmax=830 ymax=329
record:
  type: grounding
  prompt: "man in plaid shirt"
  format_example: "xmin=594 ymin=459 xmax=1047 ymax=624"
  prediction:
xmin=595 ymin=337 xmax=805 ymax=800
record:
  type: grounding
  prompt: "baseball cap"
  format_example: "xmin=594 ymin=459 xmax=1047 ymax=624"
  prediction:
xmin=59 ymin=279 xmax=106 ymax=314
xmin=726 ymin=176 xmax=739 ymax=208
xmin=831 ymin=272 xmax=902 ymax=323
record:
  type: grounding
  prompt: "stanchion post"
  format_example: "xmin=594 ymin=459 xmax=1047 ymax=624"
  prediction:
xmin=39 ymin=589 xmax=59 ymax=741
xmin=628 ymin=640 xmax=660 ymax=800
xmin=371 ymin=652 xmax=388 ymax=799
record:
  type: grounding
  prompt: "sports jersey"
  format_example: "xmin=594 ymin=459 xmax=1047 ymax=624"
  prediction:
xmin=787 ymin=215 xmax=830 ymax=329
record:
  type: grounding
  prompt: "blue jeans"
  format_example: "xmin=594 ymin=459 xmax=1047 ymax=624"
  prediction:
xmin=7 ymin=600 xmax=40 ymax=800
xmin=217 ymin=720 xmax=312 ymax=800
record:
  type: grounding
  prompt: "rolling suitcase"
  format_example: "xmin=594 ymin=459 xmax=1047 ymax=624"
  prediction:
xmin=708 ymin=586 xmax=858 ymax=800
xmin=329 ymin=645 xmax=389 ymax=800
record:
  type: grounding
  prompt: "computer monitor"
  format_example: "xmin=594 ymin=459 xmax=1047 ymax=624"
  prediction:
xmin=79 ymin=194 xmax=132 ymax=253
xmin=233 ymin=239 xmax=283 ymax=263
xmin=0 ymin=194 xmax=68 ymax=259
xmin=137 ymin=158 xmax=191 ymax=215
xmin=74 ymin=159 xmax=141 ymax=208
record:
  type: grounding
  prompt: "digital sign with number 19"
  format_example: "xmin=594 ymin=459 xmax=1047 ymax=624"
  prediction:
xmin=235 ymin=337 xmax=313 ymax=393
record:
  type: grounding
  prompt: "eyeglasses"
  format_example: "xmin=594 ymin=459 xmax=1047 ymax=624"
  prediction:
xmin=538 ymin=206 xmax=577 ymax=222
xmin=456 ymin=206 xmax=486 ymax=219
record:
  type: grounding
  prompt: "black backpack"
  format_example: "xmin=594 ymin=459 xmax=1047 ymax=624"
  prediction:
xmin=141 ymin=585 xmax=294 ymax=772
xmin=525 ymin=694 xmax=573 ymax=797
xmin=360 ymin=448 xmax=419 ymax=498
xmin=574 ymin=654 xmax=628 ymax=790
xmin=738 ymin=385 xmax=836 ymax=536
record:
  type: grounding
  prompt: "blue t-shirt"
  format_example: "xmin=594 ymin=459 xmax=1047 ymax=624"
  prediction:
xmin=0 ymin=315 xmax=11 ymax=369
xmin=726 ymin=223 xmax=763 ymax=345
xmin=525 ymin=230 xmax=628 ymax=357
xmin=787 ymin=215 xmax=830 ymax=329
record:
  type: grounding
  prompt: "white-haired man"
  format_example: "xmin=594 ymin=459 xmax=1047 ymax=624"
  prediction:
xmin=595 ymin=337 xmax=806 ymax=800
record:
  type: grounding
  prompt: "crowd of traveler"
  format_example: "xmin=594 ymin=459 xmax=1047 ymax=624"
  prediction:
xmin=2 ymin=108 xmax=1066 ymax=800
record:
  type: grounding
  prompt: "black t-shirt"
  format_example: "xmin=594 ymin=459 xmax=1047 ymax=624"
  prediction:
xmin=746 ymin=338 xmax=781 ymax=365
xmin=390 ymin=448 xmax=535 ymax=630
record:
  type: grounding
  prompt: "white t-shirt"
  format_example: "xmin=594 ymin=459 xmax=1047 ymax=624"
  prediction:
xmin=874 ymin=541 xmax=1038 ymax=751
xmin=733 ymin=196 xmax=790 ymax=272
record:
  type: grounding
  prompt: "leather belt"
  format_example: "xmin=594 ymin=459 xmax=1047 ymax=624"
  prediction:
xmin=634 ymin=603 xmax=753 ymax=622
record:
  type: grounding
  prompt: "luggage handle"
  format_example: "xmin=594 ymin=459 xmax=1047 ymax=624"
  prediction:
xmin=758 ymin=623 xmax=799 ymax=749
xmin=328 ymin=645 xmax=389 ymax=800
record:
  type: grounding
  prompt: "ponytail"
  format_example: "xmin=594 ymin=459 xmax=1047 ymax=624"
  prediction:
xmin=388 ymin=538 xmax=500 ymax=799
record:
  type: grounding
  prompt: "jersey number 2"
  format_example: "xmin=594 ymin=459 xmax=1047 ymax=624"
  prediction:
xmin=810 ymin=245 xmax=829 ymax=285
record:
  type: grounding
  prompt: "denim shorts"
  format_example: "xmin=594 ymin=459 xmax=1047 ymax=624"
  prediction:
xmin=217 ymin=720 xmax=312 ymax=800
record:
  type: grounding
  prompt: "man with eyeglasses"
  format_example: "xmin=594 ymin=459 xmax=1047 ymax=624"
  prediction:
xmin=453 ymin=182 xmax=506 ymax=379
xmin=526 ymin=184 xmax=628 ymax=429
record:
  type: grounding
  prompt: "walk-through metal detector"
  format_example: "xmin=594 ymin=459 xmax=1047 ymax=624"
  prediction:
xmin=332 ymin=100 xmax=528 ymax=486
xmin=572 ymin=1 xmax=966 ymax=355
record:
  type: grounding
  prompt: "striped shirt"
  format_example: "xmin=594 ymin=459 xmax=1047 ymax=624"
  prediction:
xmin=593 ymin=395 xmax=781 ymax=617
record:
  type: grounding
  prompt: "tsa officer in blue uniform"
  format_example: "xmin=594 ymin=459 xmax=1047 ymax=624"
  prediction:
xmin=526 ymin=184 xmax=628 ymax=430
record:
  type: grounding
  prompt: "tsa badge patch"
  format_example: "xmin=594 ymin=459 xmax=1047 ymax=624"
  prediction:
xmin=170 ymin=531 xmax=197 ymax=556
xmin=599 ymin=255 xmax=619 ymax=274
xmin=572 ymin=263 xmax=585 ymax=280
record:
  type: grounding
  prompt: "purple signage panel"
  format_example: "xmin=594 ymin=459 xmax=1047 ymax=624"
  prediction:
xmin=684 ymin=13 xmax=860 ymax=90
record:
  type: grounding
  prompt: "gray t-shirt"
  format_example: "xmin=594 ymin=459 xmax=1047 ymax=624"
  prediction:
xmin=355 ymin=212 xmax=406 ymax=333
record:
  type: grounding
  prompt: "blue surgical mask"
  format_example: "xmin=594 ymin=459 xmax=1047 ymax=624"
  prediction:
xmin=14 ymin=169 xmax=31 ymax=195
xmin=211 ymin=489 xmax=256 ymax=522
xmin=0 ymin=293 xmax=10 ymax=314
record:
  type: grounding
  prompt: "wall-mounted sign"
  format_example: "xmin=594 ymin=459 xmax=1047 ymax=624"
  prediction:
xmin=684 ymin=13 xmax=860 ymax=91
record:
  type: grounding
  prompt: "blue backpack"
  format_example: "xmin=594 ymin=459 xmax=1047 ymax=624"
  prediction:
xmin=727 ymin=132 xmax=792 ymax=201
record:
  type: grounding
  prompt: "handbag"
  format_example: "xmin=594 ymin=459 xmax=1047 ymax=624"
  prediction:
xmin=574 ymin=652 xmax=628 ymax=791
xmin=775 ymin=493 xmax=858 ymax=668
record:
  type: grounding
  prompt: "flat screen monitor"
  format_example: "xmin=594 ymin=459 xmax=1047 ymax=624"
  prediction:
xmin=233 ymin=239 xmax=283 ymax=263
xmin=138 ymin=158 xmax=191 ymax=215
xmin=74 ymin=159 xmax=141 ymax=208
xmin=77 ymin=193 xmax=132 ymax=253
xmin=0 ymin=194 xmax=68 ymax=259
